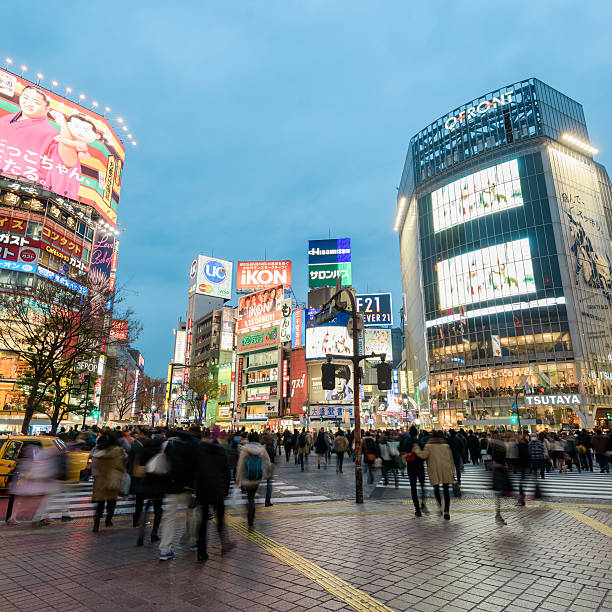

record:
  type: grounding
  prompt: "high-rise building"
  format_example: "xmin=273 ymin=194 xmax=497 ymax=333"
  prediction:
xmin=395 ymin=78 xmax=612 ymax=430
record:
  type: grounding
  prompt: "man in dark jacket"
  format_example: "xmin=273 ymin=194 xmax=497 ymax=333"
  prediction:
xmin=591 ymin=430 xmax=610 ymax=473
xmin=467 ymin=431 xmax=481 ymax=465
xmin=159 ymin=427 xmax=201 ymax=561
xmin=578 ymin=429 xmax=594 ymax=471
xmin=195 ymin=436 xmax=233 ymax=563
xmin=401 ymin=425 xmax=428 ymax=516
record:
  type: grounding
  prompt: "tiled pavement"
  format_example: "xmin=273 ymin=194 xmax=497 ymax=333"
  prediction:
xmin=0 ymin=497 xmax=610 ymax=611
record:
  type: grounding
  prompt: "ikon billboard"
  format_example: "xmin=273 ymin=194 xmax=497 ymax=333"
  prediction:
xmin=0 ymin=70 xmax=126 ymax=225
xmin=238 ymin=285 xmax=284 ymax=332
xmin=189 ymin=255 xmax=233 ymax=300
xmin=236 ymin=260 xmax=291 ymax=292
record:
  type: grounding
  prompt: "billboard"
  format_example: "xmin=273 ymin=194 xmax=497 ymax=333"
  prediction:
xmin=189 ymin=255 xmax=233 ymax=300
xmin=308 ymin=238 xmax=352 ymax=288
xmin=173 ymin=330 xmax=187 ymax=364
xmin=220 ymin=310 xmax=234 ymax=351
xmin=309 ymin=361 xmax=354 ymax=404
xmin=363 ymin=328 xmax=393 ymax=362
xmin=356 ymin=293 xmax=393 ymax=326
xmin=437 ymin=238 xmax=536 ymax=310
xmin=218 ymin=364 xmax=232 ymax=404
xmin=238 ymin=285 xmax=283 ymax=332
xmin=292 ymin=307 xmax=305 ymax=348
xmin=236 ymin=260 xmax=291 ymax=292
xmin=237 ymin=325 xmax=280 ymax=353
xmin=432 ymin=159 xmax=523 ymax=233
xmin=305 ymin=309 xmax=353 ymax=360
xmin=0 ymin=70 xmax=125 ymax=225
xmin=289 ymin=348 xmax=307 ymax=415
xmin=110 ymin=319 xmax=128 ymax=340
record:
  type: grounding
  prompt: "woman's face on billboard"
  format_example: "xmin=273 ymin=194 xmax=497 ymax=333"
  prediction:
xmin=68 ymin=117 xmax=97 ymax=143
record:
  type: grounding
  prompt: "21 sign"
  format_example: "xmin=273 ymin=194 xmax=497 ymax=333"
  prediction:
xmin=356 ymin=293 xmax=393 ymax=327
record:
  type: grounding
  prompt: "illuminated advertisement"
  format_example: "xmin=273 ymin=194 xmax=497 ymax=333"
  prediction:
xmin=308 ymin=238 xmax=352 ymax=288
xmin=363 ymin=328 xmax=393 ymax=362
xmin=432 ymin=159 xmax=523 ymax=233
xmin=37 ymin=265 xmax=87 ymax=294
xmin=437 ymin=238 xmax=536 ymax=310
xmin=89 ymin=233 xmax=115 ymax=291
xmin=237 ymin=326 xmax=280 ymax=353
xmin=238 ymin=285 xmax=284 ymax=332
xmin=289 ymin=348 xmax=307 ymax=416
xmin=220 ymin=310 xmax=234 ymax=351
xmin=173 ymin=330 xmax=186 ymax=364
xmin=292 ymin=307 xmax=305 ymax=348
xmin=309 ymin=361 xmax=354 ymax=404
xmin=236 ymin=260 xmax=291 ymax=292
xmin=356 ymin=293 xmax=393 ymax=326
xmin=188 ymin=255 xmax=233 ymax=300
xmin=218 ymin=364 xmax=232 ymax=404
xmin=0 ymin=70 xmax=125 ymax=225
xmin=305 ymin=310 xmax=353 ymax=360
xmin=246 ymin=404 xmax=267 ymax=421
xmin=0 ymin=259 xmax=36 ymax=273
xmin=109 ymin=319 xmax=128 ymax=340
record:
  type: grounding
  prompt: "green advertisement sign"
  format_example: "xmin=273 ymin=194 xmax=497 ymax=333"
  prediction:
xmin=308 ymin=262 xmax=352 ymax=288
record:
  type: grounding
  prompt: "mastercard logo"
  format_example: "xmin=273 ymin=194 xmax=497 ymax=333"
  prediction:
xmin=198 ymin=283 xmax=213 ymax=294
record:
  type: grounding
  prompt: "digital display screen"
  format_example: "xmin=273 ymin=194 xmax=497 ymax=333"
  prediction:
xmin=432 ymin=159 xmax=523 ymax=233
xmin=437 ymin=238 xmax=536 ymax=310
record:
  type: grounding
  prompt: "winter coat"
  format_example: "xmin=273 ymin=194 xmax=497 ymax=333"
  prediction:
xmin=195 ymin=441 xmax=231 ymax=503
xmin=236 ymin=442 xmax=272 ymax=488
xmin=334 ymin=435 xmax=349 ymax=454
xmin=403 ymin=437 xmax=425 ymax=475
xmin=164 ymin=434 xmax=200 ymax=494
xmin=414 ymin=437 xmax=455 ymax=486
xmin=314 ymin=433 xmax=329 ymax=454
xmin=132 ymin=438 xmax=166 ymax=499
xmin=92 ymin=445 xmax=126 ymax=502
xmin=591 ymin=434 xmax=608 ymax=455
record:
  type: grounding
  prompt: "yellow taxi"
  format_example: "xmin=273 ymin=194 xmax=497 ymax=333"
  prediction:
xmin=0 ymin=435 xmax=89 ymax=489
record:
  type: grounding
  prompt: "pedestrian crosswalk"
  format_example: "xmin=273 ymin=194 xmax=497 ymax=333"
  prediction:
xmin=376 ymin=464 xmax=612 ymax=500
xmin=43 ymin=479 xmax=330 ymax=519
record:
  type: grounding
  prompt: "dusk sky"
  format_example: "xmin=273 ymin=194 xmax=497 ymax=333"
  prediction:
xmin=4 ymin=1 xmax=611 ymax=377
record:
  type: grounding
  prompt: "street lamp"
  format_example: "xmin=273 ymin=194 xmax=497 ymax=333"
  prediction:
xmin=302 ymin=396 xmax=310 ymax=431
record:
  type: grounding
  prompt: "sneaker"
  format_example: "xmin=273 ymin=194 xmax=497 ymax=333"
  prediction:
xmin=159 ymin=551 xmax=175 ymax=561
xmin=443 ymin=513 xmax=450 ymax=521
xmin=264 ymin=502 xmax=273 ymax=507
xmin=415 ymin=510 xmax=422 ymax=517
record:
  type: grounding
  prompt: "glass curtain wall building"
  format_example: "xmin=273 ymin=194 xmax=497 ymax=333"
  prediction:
xmin=396 ymin=78 xmax=612 ymax=430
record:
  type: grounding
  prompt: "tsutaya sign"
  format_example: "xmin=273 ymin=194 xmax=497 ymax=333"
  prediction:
xmin=525 ymin=394 xmax=581 ymax=406
xmin=445 ymin=91 xmax=514 ymax=131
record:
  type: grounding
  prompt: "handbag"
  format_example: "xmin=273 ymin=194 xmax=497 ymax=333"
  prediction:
xmin=404 ymin=451 xmax=416 ymax=463
xmin=366 ymin=452 xmax=376 ymax=463
xmin=374 ymin=457 xmax=383 ymax=468
xmin=145 ymin=441 xmax=169 ymax=475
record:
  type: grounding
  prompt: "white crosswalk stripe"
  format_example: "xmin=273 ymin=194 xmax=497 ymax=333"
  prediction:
xmin=376 ymin=464 xmax=612 ymax=499
xmin=42 ymin=479 xmax=329 ymax=519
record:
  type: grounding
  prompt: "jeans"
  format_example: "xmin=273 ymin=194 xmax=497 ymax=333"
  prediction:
xmin=365 ymin=460 xmax=375 ymax=484
xmin=265 ymin=479 xmax=272 ymax=504
xmin=159 ymin=491 xmax=198 ymax=554
xmin=596 ymin=453 xmax=610 ymax=472
xmin=336 ymin=452 xmax=344 ymax=472
xmin=453 ymin=460 xmax=462 ymax=485
xmin=197 ymin=500 xmax=225 ymax=555
xmin=284 ymin=445 xmax=292 ymax=462
xmin=408 ymin=469 xmax=426 ymax=511
xmin=433 ymin=483 xmax=450 ymax=513
xmin=245 ymin=485 xmax=259 ymax=526
xmin=580 ymin=451 xmax=593 ymax=471
xmin=382 ymin=461 xmax=398 ymax=487
xmin=299 ymin=452 xmax=306 ymax=471
xmin=531 ymin=458 xmax=545 ymax=479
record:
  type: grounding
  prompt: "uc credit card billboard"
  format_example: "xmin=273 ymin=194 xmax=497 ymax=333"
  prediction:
xmin=308 ymin=238 xmax=352 ymax=288
xmin=0 ymin=70 xmax=126 ymax=226
xmin=189 ymin=255 xmax=233 ymax=300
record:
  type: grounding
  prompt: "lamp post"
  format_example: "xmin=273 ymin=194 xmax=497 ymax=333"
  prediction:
xmin=302 ymin=395 xmax=310 ymax=431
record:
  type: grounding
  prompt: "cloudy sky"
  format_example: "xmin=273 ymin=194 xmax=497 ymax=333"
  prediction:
xmin=3 ymin=0 xmax=611 ymax=376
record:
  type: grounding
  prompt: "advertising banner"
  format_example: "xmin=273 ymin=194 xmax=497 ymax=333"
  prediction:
xmin=0 ymin=259 xmax=36 ymax=273
xmin=109 ymin=319 xmax=128 ymax=339
xmin=237 ymin=325 xmax=280 ymax=353
xmin=0 ymin=70 xmax=126 ymax=225
xmin=356 ymin=293 xmax=393 ymax=326
xmin=308 ymin=238 xmax=352 ymax=289
xmin=89 ymin=233 xmax=115 ymax=291
xmin=279 ymin=298 xmax=292 ymax=343
xmin=236 ymin=260 xmax=291 ymax=292
xmin=309 ymin=405 xmax=354 ymax=419
xmin=189 ymin=255 xmax=233 ymax=300
xmin=363 ymin=328 xmax=393 ymax=362
xmin=309 ymin=361 xmax=354 ymax=405
xmin=305 ymin=309 xmax=352 ymax=360
xmin=218 ymin=364 xmax=232 ymax=404
xmin=238 ymin=285 xmax=283 ymax=332
xmin=0 ymin=243 xmax=39 ymax=264
xmin=173 ymin=330 xmax=187 ymax=364
xmin=220 ymin=310 xmax=234 ymax=351
xmin=37 ymin=265 xmax=87 ymax=294
xmin=289 ymin=348 xmax=307 ymax=416
xmin=292 ymin=307 xmax=305 ymax=348
xmin=246 ymin=404 xmax=267 ymax=421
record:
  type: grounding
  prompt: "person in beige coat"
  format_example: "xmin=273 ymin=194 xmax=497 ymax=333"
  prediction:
xmin=91 ymin=432 xmax=126 ymax=532
xmin=414 ymin=431 xmax=455 ymax=520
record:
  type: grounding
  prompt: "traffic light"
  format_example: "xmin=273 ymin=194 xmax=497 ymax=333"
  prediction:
xmin=510 ymin=413 xmax=518 ymax=424
xmin=321 ymin=362 xmax=336 ymax=390
xmin=377 ymin=361 xmax=392 ymax=390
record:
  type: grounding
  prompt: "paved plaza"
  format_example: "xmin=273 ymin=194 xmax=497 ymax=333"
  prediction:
xmin=1 ymin=460 xmax=611 ymax=612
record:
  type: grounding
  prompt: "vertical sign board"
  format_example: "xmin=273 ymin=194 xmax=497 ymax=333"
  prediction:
xmin=308 ymin=238 xmax=352 ymax=288
xmin=292 ymin=307 xmax=305 ymax=348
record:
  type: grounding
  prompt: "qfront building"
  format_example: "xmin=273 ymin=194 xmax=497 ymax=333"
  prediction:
xmin=396 ymin=78 xmax=612 ymax=430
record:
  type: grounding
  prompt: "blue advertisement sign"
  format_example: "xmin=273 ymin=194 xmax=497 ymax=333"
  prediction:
xmin=356 ymin=293 xmax=393 ymax=326
xmin=0 ymin=260 xmax=37 ymax=273
xmin=37 ymin=266 xmax=88 ymax=295
xmin=305 ymin=308 xmax=351 ymax=328
xmin=308 ymin=238 xmax=351 ymax=264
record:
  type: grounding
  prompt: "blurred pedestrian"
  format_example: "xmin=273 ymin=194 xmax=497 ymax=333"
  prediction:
xmin=334 ymin=430 xmax=349 ymax=473
xmin=402 ymin=425 xmax=428 ymax=516
xmin=315 ymin=428 xmax=329 ymax=469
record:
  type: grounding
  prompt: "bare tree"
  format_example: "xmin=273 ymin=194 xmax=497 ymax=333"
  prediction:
xmin=0 ymin=278 xmax=139 ymax=433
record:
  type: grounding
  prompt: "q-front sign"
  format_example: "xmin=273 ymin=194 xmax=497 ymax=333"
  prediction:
xmin=445 ymin=91 xmax=514 ymax=131
xmin=525 ymin=394 xmax=581 ymax=406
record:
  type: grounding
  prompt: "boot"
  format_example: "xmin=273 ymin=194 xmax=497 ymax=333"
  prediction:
xmin=93 ymin=517 xmax=100 ymax=533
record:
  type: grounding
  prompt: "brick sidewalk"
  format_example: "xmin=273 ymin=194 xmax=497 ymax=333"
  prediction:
xmin=0 ymin=498 xmax=610 ymax=611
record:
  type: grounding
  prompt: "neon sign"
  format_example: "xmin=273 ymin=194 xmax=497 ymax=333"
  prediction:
xmin=444 ymin=91 xmax=514 ymax=131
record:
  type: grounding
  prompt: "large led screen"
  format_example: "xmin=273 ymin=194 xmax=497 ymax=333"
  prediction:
xmin=432 ymin=159 xmax=523 ymax=233
xmin=437 ymin=238 xmax=536 ymax=310
xmin=0 ymin=70 xmax=125 ymax=225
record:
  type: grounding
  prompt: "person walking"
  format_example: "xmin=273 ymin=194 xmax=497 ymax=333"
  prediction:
xmin=414 ymin=431 xmax=455 ymax=520
xmin=159 ymin=427 xmax=201 ymax=561
xmin=235 ymin=432 xmax=272 ymax=528
xmin=447 ymin=429 xmax=463 ymax=492
xmin=379 ymin=432 xmax=399 ymax=488
xmin=297 ymin=428 xmax=309 ymax=471
xmin=334 ymin=431 xmax=349 ymax=473
xmin=292 ymin=428 xmax=300 ymax=464
xmin=91 ymin=432 xmax=126 ymax=533
xmin=194 ymin=434 xmax=233 ymax=562
xmin=402 ymin=425 xmax=428 ymax=516
xmin=467 ymin=430 xmax=481 ymax=465
xmin=362 ymin=431 xmax=379 ymax=484
xmin=283 ymin=429 xmax=293 ymax=462
xmin=528 ymin=434 xmax=547 ymax=481
xmin=260 ymin=429 xmax=276 ymax=465
xmin=578 ymin=429 xmax=594 ymax=471
xmin=592 ymin=430 xmax=610 ymax=473
xmin=315 ymin=428 xmax=329 ymax=469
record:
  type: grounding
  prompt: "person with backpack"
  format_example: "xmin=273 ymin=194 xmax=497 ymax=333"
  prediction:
xmin=158 ymin=427 xmax=201 ymax=561
xmin=235 ymin=432 xmax=272 ymax=527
